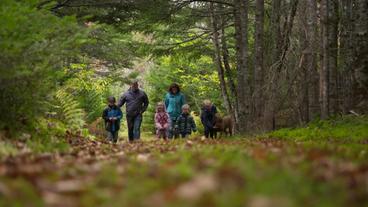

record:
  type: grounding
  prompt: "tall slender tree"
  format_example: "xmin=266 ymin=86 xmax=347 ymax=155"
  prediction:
xmin=253 ymin=0 xmax=264 ymax=120
xmin=306 ymin=0 xmax=319 ymax=120
xmin=339 ymin=0 xmax=354 ymax=112
xmin=320 ymin=0 xmax=330 ymax=119
xmin=234 ymin=0 xmax=249 ymax=133
xmin=210 ymin=2 xmax=232 ymax=114
xmin=328 ymin=0 xmax=339 ymax=115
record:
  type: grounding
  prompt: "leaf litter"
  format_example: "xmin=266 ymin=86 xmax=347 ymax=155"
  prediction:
xmin=0 ymin=133 xmax=367 ymax=206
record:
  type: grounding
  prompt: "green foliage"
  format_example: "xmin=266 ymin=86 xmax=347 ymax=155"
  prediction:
xmin=0 ymin=141 xmax=18 ymax=157
xmin=55 ymin=90 xmax=86 ymax=130
xmin=60 ymin=65 xmax=112 ymax=123
xmin=143 ymin=55 xmax=223 ymax=133
xmin=268 ymin=115 xmax=368 ymax=142
xmin=0 ymin=0 xmax=89 ymax=132
xmin=26 ymin=117 xmax=69 ymax=153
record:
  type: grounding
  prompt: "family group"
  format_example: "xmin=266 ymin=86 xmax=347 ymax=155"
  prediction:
xmin=102 ymin=81 xmax=218 ymax=143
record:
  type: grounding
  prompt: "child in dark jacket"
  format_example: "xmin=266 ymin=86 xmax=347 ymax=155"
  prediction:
xmin=200 ymin=99 xmax=217 ymax=138
xmin=102 ymin=96 xmax=123 ymax=143
xmin=176 ymin=104 xmax=197 ymax=138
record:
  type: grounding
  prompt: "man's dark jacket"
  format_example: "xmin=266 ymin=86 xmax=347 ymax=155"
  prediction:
xmin=118 ymin=89 xmax=149 ymax=117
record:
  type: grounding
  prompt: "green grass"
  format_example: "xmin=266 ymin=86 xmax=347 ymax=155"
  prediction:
xmin=268 ymin=115 xmax=368 ymax=142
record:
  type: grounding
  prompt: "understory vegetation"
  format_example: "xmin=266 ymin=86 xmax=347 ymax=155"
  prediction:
xmin=268 ymin=115 xmax=368 ymax=142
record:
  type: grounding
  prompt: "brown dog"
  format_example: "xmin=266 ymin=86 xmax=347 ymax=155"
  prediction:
xmin=213 ymin=115 xmax=234 ymax=137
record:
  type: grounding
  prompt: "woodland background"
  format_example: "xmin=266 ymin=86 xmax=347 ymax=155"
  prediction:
xmin=1 ymin=1 xmax=368 ymax=206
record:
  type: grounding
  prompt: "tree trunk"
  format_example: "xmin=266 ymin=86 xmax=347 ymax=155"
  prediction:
xmin=268 ymin=0 xmax=299 ymax=130
xmin=298 ymin=1 xmax=309 ymax=124
xmin=271 ymin=0 xmax=282 ymax=64
xmin=320 ymin=0 xmax=329 ymax=119
xmin=339 ymin=0 xmax=354 ymax=113
xmin=306 ymin=0 xmax=319 ymax=120
xmin=352 ymin=0 xmax=368 ymax=108
xmin=234 ymin=0 xmax=249 ymax=133
xmin=220 ymin=18 xmax=237 ymax=102
xmin=328 ymin=0 xmax=339 ymax=115
xmin=320 ymin=0 xmax=339 ymax=119
xmin=253 ymin=0 xmax=264 ymax=120
xmin=220 ymin=16 xmax=238 ymax=122
xmin=210 ymin=2 xmax=233 ymax=114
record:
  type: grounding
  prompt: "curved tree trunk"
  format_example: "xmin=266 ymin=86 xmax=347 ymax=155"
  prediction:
xmin=210 ymin=2 xmax=233 ymax=114
xmin=220 ymin=10 xmax=238 ymax=122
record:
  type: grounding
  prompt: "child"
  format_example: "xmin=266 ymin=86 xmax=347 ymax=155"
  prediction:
xmin=154 ymin=102 xmax=170 ymax=139
xmin=102 ymin=96 xmax=123 ymax=143
xmin=176 ymin=104 xmax=197 ymax=138
xmin=200 ymin=99 xmax=217 ymax=138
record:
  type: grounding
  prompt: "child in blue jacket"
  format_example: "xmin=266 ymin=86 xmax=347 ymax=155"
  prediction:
xmin=102 ymin=96 xmax=123 ymax=143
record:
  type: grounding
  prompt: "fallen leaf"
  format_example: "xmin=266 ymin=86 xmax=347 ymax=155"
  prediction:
xmin=137 ymin=154 xmax=150 ymax=163
xmin=176 ymin=174 xmax=218 ymax=201
xmin=54 ymin=180 xmax=85 ymax=193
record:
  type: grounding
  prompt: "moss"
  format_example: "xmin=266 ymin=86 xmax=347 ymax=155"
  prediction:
xmin=268 ymin=115 xmax=368 ymax=142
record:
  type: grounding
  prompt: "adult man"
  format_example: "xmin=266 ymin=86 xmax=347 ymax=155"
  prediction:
xmin=118 ymin=80 xmax=149 ymax=141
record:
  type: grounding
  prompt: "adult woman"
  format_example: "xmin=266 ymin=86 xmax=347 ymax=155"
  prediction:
xmin=164 ymin=83 xmax=185 ymax=138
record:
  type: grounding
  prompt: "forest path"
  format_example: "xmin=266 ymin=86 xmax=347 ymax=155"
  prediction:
xmin=0 ymin=134 xmax=367 ymax=207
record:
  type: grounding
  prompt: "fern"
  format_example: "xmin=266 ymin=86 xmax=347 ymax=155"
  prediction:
xmin=55 ymin=90 xmax=85 ymax=129
xmin=82 ymin=89 xmax=106 ymax=123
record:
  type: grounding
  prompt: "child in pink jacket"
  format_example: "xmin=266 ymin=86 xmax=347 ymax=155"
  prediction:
xmin=155 ymin=102 xmax=170 ymax=139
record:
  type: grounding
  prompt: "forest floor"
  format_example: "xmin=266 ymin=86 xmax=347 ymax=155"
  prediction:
xmin=0 ymin=117 xmax=368 ymax=207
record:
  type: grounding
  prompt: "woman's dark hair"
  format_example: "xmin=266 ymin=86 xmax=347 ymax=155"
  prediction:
xmin=168 ymin=83 xmax=180 ymax=93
